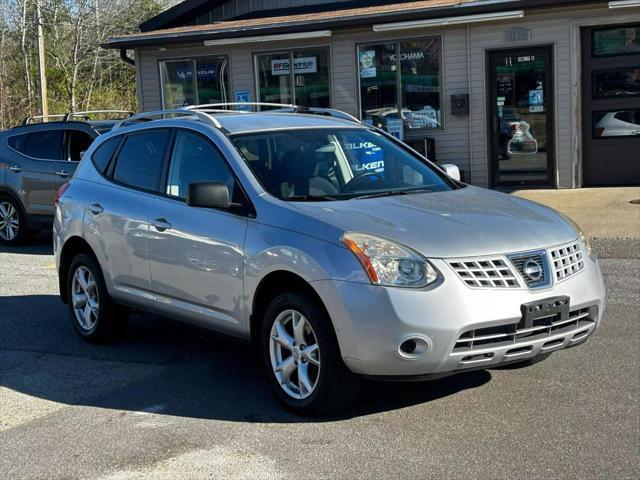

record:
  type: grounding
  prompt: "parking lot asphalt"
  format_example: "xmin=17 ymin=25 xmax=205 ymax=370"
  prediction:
xmin=0 ymin=237 xmax=638 ymax=480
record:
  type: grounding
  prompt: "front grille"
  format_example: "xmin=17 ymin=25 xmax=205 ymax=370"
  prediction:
xmin=447 ymin=258 xmax=520 ymax=289
xmin=508 ymin=250 xmax=551 ymax=289
xmin=550 ymin=242 xmax=584 ymax=282
xmin=452 ymin=307 xmax=596 ymax=352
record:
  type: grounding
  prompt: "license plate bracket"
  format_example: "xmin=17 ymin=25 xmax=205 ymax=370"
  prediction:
xmin=519 ymin=296 xmax=570 ymax=330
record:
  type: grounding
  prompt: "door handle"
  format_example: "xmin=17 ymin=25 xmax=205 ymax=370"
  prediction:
xmin=87 ymin=203 xmax=103 ymax=215
xmin=9 ymin=165 xmax=22 ymax=173
xmin=55 ymin=170 xmax=69 ymax=178
xmin=151 ymin=218 xmax=171 ymax=232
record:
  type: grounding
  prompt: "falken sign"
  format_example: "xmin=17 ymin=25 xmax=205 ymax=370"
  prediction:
xmin=271 ymin=57 xmax=317 ymax=76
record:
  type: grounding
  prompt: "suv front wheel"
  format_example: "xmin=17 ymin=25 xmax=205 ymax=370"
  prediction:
xmin=261 ymin=292 xmax=359 ymax=416
xmin=67 ymin=253 xmax=128 ymax=342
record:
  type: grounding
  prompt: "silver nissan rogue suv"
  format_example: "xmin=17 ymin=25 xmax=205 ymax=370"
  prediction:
xmin=53 ymin=105 xmax=606 ymax=415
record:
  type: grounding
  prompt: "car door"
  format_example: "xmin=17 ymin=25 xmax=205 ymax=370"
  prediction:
xmin=148 ymin=128 xmax=249 ymax=335
xmin=82 ymin=129 xmax=171 ymax=311
xmin=6 ymin=130 xmax=60 ymax=216
xmin=54 ymin=129 xmax=95 ymax=190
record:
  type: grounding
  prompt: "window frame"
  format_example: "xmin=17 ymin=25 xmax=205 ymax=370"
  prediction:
xmin=91 ymin=135 xmax=123 ymax=174
xmin=158 ymin=53 xmax=231 ymax=109
xmin=356 ymin=34 xmax=445 ymax=134
xmin=591 ymin=65 xmax=640 ymax=100
xmin=252 ymin=45 xmax=333 ymax=109
xmin=64 ymin=129 xmax=97 ymax=162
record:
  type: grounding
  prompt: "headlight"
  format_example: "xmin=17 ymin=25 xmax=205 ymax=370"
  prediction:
xmin=342 ymin=233 xmax=438 ymax=288
xmin=559 ymin=213 xmax=595 ymax=260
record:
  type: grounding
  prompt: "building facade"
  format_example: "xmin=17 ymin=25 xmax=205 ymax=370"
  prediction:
xmin=106 ymin=0 xmax=640 ymax=189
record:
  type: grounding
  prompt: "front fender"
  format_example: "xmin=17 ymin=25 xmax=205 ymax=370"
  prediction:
xmin=243 ymin=221 xmax=367 ymax=332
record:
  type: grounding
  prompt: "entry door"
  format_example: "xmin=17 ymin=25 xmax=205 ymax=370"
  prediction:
xmin=581 ymin=24 xmax=640 ymax=186
xmin=489 ymin=47 xmax=555 ymax=187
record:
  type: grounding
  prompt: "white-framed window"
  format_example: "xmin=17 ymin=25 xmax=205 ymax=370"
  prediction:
xmin=159 ymin=55 xmax=230 ymax=108
xmin=357 ymin=36 xmax=443 ymax=137
xmin=254 ymin=48 xmax=331 ymax=109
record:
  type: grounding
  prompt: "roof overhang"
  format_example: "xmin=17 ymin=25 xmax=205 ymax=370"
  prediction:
xmin=105 ymin=0 xmax=609 ymax=49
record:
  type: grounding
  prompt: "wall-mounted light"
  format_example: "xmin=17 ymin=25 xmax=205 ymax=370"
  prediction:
xmin=373 ymin=10 xmax=525 ymax=32
xmin=609 ymin=0 xmax=640 ymax=8
xmin=204 ymin=30 xmax=332 ymax=47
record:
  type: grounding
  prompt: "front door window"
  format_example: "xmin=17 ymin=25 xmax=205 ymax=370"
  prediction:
xmin=489 ymin=48 xmax=554 ymax=187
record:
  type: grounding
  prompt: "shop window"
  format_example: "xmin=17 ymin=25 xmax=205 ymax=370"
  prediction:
xmin=358 ymin=36 xmax=443 ymax=138
xmin=593 ymin=67 xmax=640 ymax=99
xmin=255 ymin=48 xmax=330 ymax=109
xmin=160 ymin=55 xmax=230 ymax=108
xmin=592 ymin=25 xmax=640 ymax=57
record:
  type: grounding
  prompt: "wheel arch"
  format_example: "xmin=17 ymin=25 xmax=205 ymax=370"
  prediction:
xmin=58 ymin=236 xmax=98 ymax=304
xmin=249 ymin=270 xmax=332 ymax=349
xmin=0 ymin=186 xmax=29 ymax=229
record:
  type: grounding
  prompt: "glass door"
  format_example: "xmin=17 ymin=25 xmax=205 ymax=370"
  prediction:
xmin=489 ymin=47 xmax=554 ymax=187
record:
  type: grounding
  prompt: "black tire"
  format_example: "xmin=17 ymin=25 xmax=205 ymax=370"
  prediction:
xmin=260 ymin=292 xmax=359 ymax=416
xmin=0 ymin=195 xmax=30 ymax=245
xmin=66 ymin=252 xmax=128 ymax=343
xmin=495 ymin=352 xmax=552 ymax=369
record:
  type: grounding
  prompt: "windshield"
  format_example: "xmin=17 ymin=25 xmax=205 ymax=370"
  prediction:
xmin=231 ymin=128 xmax=456 ymax=200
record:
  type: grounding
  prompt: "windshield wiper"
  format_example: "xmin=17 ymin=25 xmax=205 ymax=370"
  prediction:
xmin=353 ymin=190 xmax=410 ymax=200
xmin=284 ymin=194 xmax=338 ymax=202
xmin=354 ymin=186 xmax=436 ymax=200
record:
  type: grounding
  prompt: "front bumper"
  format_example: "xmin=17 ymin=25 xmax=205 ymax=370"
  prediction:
xmin=312 ymin=254 xmax=605 ymax=377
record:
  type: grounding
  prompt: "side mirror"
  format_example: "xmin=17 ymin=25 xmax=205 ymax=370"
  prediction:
xmin=187 ymin=182 xmax=235 ymax=209
xmin=440 ymin=163 xmax=461 ymax=182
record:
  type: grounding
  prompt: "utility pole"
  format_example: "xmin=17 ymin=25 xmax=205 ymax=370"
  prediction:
xmin=35 ymin=0 xmax=48 ymax=117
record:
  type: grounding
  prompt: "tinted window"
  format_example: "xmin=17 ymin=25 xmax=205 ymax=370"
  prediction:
xmin=91 ymin=137 xmax=121 ymax=173
xmin=68 ymin=131 xmax=94 ymax=161
xmin=24 ymin=131 xmax=64 ymax=159
xmin=166 ymin=130 xmax=235 ymax=199
xmin=112 ymin=130 xmax=170 ymax=191
xmin=7 ymin=133 xmax=28 ymax=153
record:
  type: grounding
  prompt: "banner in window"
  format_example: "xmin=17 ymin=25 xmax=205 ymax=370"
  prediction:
xmin=271 ymin=56 xmax=317 ymax=76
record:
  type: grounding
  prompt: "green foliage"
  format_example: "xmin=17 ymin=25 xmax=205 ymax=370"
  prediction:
xmin=0 ymin=0 xmax=176 ymax=128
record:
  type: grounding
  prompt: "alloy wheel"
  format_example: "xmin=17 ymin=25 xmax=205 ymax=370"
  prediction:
xmin=0 ymin=201 xmax=19 ymax=241
xmin=269 ymin=309 xmax=321 ymax=400
xmin=71 ymin=266 xmax=100 ymax=331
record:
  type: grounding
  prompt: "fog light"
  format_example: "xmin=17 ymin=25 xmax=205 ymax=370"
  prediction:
xmin=397 ymin=336 xmax=431 ymax=359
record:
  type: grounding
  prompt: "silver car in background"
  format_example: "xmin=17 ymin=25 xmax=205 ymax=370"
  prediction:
xmin=53 ymin=105 xmax=606 ymax=415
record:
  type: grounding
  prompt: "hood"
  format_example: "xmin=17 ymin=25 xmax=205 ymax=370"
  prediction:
xmin=287 ymin=186 xmax=578 ymax=258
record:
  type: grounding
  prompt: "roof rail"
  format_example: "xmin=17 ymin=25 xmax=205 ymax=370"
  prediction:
xmin=186 ymin=103 xmax=361 ymax=124
xmin=112 ymin=109 xmax=222 ymax=129
xmin=23 ymin=110 xmax=134 ymax=126
xmin=63 ymin=110 xmax=134 ymax=121
xmin=22 ymin=114 xmax=66 ymax=125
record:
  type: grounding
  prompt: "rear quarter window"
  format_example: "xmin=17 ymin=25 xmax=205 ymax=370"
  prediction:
xmin=7 ymin=133 xmax=28 ymax=153
xmin=91 ymin=136 xmax=121 ymax=174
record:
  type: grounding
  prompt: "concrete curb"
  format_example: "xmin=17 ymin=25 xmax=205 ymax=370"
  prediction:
xmin=591 ymin=237 xmax=639 ymax=259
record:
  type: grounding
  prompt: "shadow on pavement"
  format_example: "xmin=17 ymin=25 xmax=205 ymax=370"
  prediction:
xmin=0 ymin=232 xmax=53 ymax=255
xmin=0 ymin=294 xmax=491 ymax=423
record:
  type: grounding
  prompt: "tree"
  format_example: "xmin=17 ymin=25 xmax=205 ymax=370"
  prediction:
xmin=0 ymin=0 xmax=176 ymax=128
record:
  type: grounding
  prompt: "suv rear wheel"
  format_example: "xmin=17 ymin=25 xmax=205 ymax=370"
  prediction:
xmin=0 ymin=196 xmax=28 ymax=245
xmin=67 ymin=253 xmax=128 ymax=342
xmin=261 ymin=292 xmax=359 ymax=416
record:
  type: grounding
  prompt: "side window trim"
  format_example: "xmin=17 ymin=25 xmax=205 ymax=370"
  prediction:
xmin=164 ymin=127 xmax=255 ymax=217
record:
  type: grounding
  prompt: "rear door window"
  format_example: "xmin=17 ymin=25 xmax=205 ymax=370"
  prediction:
xmin=24 ymin=130 xmax=64 ymax=160
xmin=7 ymin=133 xmax=28 ymax=153
xmin=112 ymin=130 xmax=170 ymax=192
